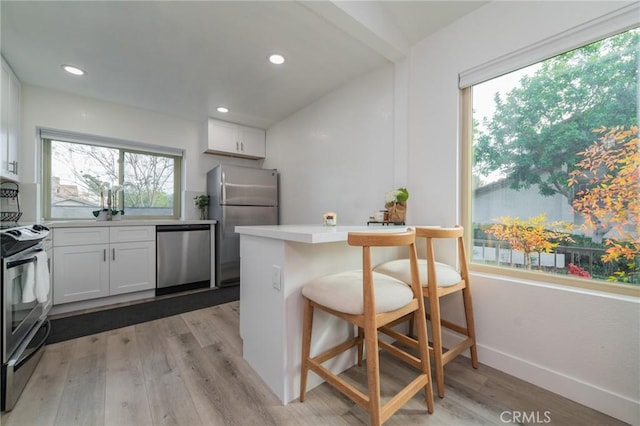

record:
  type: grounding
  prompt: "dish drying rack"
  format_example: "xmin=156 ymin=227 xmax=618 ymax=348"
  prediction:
xmin=0 ymin=182 xmax=23 ymax=223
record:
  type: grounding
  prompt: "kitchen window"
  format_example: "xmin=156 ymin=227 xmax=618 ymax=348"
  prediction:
xmin=41 ymin=131 xmax=182 ymax=220
xmin=461 ymin=14 xmax=638 ymax=295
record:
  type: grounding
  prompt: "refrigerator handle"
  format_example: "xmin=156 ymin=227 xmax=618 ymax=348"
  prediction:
xmin=220 ymin=170 xmax=226 ymax=205
xmin=221 ymin=205 xmax=226 ymax=239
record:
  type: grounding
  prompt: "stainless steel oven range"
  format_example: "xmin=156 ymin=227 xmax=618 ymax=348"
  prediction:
xmin=1 ymin=224 xmax=51 ymax=411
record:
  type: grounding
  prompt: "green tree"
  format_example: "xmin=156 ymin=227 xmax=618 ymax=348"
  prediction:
xmin=474 ymin=29 xmax=638 ymax=236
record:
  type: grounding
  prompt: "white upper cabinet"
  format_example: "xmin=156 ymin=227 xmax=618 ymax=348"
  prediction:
xmin=1 ymin=57 xmax=21 ymax=181
xmin=204 ymin=118 xmax=266 ymax=159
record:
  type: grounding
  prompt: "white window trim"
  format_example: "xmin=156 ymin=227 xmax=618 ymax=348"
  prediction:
xmin=39 ymin=127 xmax=183 ymax=157
xmin=459 ymin=2 xmax=640 ymax=88
xmin=41 ymin=128 xmax=183 ymax=220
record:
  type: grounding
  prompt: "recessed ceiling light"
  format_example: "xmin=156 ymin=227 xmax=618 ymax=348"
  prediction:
xmin=217 ymin=106 xmax=229 ymax=113
xmin=268 ymin=54 xmax=285 ymax=65
xmin=62 ymin=65 xmax=86 ymax=76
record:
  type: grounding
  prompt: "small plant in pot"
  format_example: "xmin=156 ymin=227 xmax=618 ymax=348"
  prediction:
xmin=385 ymin=187 xmax=409 ymax=223
xmin=194 ymin=195 xmax=210 ymax=220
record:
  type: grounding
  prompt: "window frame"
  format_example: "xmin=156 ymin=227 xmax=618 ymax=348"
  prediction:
xmin=41 ymin=130 xmax=182 ymax=221
xmin=459 ymin=9 xmax=640 ymax=298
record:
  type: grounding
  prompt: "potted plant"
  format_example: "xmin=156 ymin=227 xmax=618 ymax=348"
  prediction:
xmin=194 ymin=195 xmax=210 ymax=220
xmin=385 ymin=187 xmax=409 ymax=223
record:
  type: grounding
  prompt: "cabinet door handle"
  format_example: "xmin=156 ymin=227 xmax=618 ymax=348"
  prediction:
xmin=236 ymin=141 xmax=240 ymax=152
xmin=112 ymin=248 xmax=116 ymax=261
xmin=103 ymin=249 xmax=106 ymax=262
xmin=240 ymin=142 xmax=244 ymax=152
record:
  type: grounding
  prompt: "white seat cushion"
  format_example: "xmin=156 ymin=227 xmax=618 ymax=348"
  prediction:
xmin=302 ymin=270 xmax=414 ymax=315
xmin=374 ymin=259 xmax=462 ymax=287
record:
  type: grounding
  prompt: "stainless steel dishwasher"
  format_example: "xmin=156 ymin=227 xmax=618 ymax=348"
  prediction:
xmin=156 ymin=224 xmax=211 ymax=295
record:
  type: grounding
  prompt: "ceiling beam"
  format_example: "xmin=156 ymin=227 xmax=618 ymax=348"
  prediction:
xmin=299 ymin=0 xmax=410 ymax=62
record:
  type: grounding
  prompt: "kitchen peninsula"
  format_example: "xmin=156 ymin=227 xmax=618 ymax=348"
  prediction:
xmin=236 ymin=224 xmax=407 ymax=404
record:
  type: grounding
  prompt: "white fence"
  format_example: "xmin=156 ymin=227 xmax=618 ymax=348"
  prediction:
xmin=473 ymin=245 xmax=565 ymax=268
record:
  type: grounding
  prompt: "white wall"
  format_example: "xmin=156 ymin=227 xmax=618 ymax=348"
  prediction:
xmin=409 ymin=1 xmax=639 ymax=424
xmin=19 ymin=85 xmax=260 ymax=221
xmin=263 ymin=65 xmax=398 ymax=225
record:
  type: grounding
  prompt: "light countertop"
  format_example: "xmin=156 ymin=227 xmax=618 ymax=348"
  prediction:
xmin=235 ymin=224 xmax=408 ymax=244
xmin=46 ymin=219 xmax=216 ymax=228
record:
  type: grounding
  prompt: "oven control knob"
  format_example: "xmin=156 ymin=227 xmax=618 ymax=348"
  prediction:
xmin=7 ymin=229 xmax=21 ymax=237
xmin=32 ymin=224 xmax=48 ymax=232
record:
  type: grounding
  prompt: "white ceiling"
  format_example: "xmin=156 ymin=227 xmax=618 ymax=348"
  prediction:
xmin=1 ymin=1 xmax=486 ymax=129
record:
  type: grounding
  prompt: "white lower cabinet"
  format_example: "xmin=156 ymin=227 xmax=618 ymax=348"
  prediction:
xmin=53 ymin=226 xmax=156 ymax=305
xmin=109 ymin=241 xmax=155 ymax=295
xmin=53 ymin=243 xmax=110 ymax=304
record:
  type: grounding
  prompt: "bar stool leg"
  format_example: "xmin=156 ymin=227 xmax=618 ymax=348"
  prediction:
xmin=364 ymin=320 xmax=382 ymax=426
xmin=357 ymin=326 xmax=364 ymax=366
xmin=299 ymin=298 xmax=313 ymax=402
xmin=462 ymin=286 xmax=479 ymax=369
xmin=414 ymin=304 xmax=435 ymax=412
xmin=428 ymin=291 xmax=446 ymax=398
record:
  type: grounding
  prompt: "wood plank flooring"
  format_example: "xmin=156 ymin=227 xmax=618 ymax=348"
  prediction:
xmin=1 ymin=301 xmax=624 ymax=426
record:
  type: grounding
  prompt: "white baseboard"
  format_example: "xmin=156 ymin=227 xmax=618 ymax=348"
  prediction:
xmin=440 ymin=329 xmax=640 ymax=425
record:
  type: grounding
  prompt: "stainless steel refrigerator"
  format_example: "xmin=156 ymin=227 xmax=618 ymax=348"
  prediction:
xmin=207 ymin=164 xmax=278 ymax=287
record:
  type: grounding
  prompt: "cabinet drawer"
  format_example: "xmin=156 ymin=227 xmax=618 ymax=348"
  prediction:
xmin=110 ymin=226 xmax=156 ymax=243
xmin=54 ymin=227 xmax=109 ymax=246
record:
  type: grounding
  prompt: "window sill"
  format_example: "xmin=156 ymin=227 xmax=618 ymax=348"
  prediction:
xmin=470 ymin=263 xmax=640 ymax=298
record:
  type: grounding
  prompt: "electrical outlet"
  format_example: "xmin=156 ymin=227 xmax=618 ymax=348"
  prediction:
xmin=272 ymin=265 xmax=281 ymax=290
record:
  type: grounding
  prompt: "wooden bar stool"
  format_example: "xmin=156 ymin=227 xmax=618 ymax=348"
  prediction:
xmin=299 ymin=228 xmax=434 ymax=426
xmin=374 ymin=226 xmax=478 ymax=398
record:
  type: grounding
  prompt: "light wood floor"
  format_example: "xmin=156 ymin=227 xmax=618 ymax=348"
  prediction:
xmin=1 ymin=301 xmax=624 ymax=426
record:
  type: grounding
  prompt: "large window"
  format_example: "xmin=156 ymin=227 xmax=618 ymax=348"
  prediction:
xmin=43 ymin=134 xmax=182 ymax=220
xmin=467 ymin=27 xmax=638 ymax=291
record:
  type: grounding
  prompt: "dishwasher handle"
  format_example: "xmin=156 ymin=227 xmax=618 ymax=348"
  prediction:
xmin=156 ymin=224 xmax=211 ymax=232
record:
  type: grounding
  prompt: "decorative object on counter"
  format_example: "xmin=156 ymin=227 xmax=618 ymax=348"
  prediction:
xmin=111 ymin=209 xmax=123 ymax=221
xmin=367 ymin=220 xmax=405 ymax=226
xmin=93 ymin=209 xmax=124 ymax=220
xmin=94 ymin=189 xmax=125 ymax=221
xmin=322 ymin=211 xmax=337 ymax=226
xmin=107 ymin=189 xmax=113 ymax=220
xmin=93 ymin=209 xmax=107 ymax=220
xmin=194 ymin=194 xmax=210 ymax=220
xmin=0 ymin=181 xmax=23 ymax=223
xmin=385 ymin=187 xmax=408 ymax=223
xmin=374 ymin=210 xmax=386 ymax=222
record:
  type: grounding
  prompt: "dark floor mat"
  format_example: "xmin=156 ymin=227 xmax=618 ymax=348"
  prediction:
xmin=47 ymin=286 xmax=239 ymax=344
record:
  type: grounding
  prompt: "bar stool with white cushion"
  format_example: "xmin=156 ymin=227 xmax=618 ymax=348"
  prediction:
xmin=299 ymin=228 xmax=434 ymax=426
xmin=373 ymin=226 xmax=478 ymax=398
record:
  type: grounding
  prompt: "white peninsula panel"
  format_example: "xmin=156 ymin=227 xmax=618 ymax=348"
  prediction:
xmin=236 ymin=225 xmax=407 ymax=404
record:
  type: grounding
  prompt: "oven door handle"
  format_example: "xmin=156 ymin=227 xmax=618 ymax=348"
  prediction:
xmin=6 ymin=256 xmax=38 ymax=269
xmin=7 ymin=319 xmax=51 ymax=370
